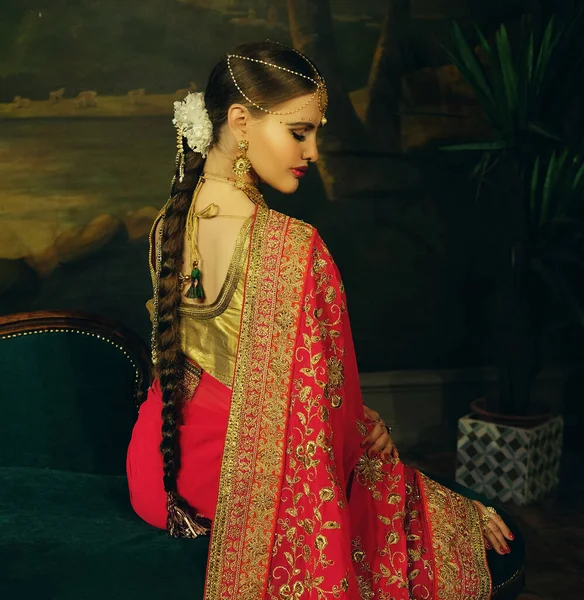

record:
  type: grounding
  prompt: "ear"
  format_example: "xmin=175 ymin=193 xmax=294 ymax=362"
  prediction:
xmin=227 ymin=103 xmax=251 ymax=138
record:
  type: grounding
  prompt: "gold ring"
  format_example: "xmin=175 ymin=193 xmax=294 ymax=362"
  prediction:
xmin=486 ymin=506 xmax=498 ymax=516
xmin=374 ymin=416 xmax=383 ymax=424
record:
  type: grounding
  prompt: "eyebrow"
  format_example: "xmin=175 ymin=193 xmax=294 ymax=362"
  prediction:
xmin=285 ymin=121 xmax=321 ymax=130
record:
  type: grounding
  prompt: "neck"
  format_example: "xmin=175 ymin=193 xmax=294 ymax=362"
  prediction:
xmin=203 ymin=145 xmax=260 ymax=187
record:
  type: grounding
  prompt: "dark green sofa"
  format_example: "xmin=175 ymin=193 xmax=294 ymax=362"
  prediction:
xmin=0 ymin=311 xmax=523 ymax=599
xmin=0 ymin=311 xmax=209 ymax=599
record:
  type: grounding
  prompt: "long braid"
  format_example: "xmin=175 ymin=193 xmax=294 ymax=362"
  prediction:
xmin=150 ymin=41 xmax=324 ymax=535
xmin=155 ymin=143 xmax=207 ymax=527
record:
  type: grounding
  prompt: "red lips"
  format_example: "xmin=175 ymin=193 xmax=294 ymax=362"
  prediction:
xmin=291 ymin=166 xmax=308 ymax=178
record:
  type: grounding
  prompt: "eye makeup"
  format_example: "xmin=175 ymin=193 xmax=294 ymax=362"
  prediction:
xmin=291 ymin=130 xmax=306 ymax=142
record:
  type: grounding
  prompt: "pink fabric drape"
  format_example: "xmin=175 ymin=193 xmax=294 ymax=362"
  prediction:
xmin=126 ymin=372 xmax=231 ymax=528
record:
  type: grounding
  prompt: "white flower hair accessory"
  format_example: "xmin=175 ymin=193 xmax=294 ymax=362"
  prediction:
xmin=172 ymin=92 xmax=213 ymax=157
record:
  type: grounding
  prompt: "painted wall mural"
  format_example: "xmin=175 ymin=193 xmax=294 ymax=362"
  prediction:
xmin=2 ymin=0 xmax=566 ymax=371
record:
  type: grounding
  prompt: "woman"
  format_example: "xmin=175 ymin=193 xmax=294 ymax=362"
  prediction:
xmin=127 ymin=41 xmax=524 ymax=599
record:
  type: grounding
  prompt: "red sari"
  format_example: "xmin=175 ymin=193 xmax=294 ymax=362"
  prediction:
xmin=129 ymin=206 xmax=492 ymax=600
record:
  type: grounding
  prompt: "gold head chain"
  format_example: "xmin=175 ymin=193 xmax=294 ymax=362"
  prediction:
xmin=226 ymin=50 xmax=328 ymax=126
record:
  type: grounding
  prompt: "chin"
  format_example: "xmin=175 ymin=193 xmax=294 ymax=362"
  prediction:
xmin=278 ymin=177 xmax=300 ymax=195
xmin=260 ymin=173 xmax=300 ymax=195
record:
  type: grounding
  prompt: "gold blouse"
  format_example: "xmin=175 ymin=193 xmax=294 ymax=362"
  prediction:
xmin=147 ymin=213 xmax=252 ymax=389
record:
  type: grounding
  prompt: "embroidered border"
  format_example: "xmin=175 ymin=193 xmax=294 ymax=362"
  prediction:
xmin=419 ymin=473 xmax=492 ymax=600
xmin=182 ymin=358 xmax=203 ymax=400
xmin=204 ymin=209 xmax=313 ymax=600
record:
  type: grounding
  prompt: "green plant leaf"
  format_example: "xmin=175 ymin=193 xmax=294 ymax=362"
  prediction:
xmin=517 ymin=17 xmax=534 ymax=127
xmin=526 ymin=122 xmax=562 ymax=140
xmin=474 ymin=24 xmax=492 ymax=57
xmin=446 ymin=22 xmax=495 ymax=111
xmin=496 ymin=25 xmax=519 ymax=114
xmin=533 ymin=17 xmax=561 ymax=98
xmin=572 ymin=159 xmax=584 ymax=192
xmin=540 ymin=152 xmax=556 ymax=226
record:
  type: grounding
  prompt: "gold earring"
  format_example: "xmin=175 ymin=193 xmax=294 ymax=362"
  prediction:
xmin=232 ymin=140 xmax=251 ymax=189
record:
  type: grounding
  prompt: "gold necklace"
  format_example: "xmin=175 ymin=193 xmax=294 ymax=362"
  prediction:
xmin=201 ymin=172 xmax=267 ymax=207
xmin=180 ymin=173 xmax=267 ymax=300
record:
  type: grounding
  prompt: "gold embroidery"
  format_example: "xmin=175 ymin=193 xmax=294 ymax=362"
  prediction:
xmin=354 ymin=454 xmax=384 ymax=492
xmin=205 ymin=210 xmax=313 ymax=600
xmin=356 ymin=576 xmax=375 ymax=600
xmin=181 ymin=359 xmax=203 ymax=400
xmin=325 ymin=356 xmax=344 ymax=389
xmin=351 ymin=466 xmax=434 ymax=596
xmin=267 ymin=238 xmax=354 ymax=598
xmin=419 ymin=473 xmax=491 ymax=600
xmin=404 ymin=474 xmax=433 ymax=591
xmin=356 ymin=420 xmax=368 ymax=437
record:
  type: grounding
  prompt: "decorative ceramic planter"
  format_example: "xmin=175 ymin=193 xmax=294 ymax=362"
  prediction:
xmin=455 ymin=413 xmax=564 ymax=505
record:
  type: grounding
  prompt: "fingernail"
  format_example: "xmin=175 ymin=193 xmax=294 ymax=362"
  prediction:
xmin=508 ymin=532 xmax=515 ymax=540
xmin=499 ymin=546 xmax=505 ymax=553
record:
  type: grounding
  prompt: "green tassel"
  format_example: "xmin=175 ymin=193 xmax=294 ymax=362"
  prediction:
xmin=194 ymin=281 xmax=205 ymax=299
xmin=186 ymin=266 xmax=205 ymax=300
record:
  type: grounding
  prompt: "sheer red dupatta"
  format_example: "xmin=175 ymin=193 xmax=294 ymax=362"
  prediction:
xmin=204 ymin=208 xmax=492 ymax=600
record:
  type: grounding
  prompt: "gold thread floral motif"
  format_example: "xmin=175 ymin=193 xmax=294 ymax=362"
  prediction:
xmin=266 ymin=237 xmax=355 ymax=598
xmin=205 ymin=209 xmax=313 ymax=600
xmin=419 ymin=473 xmax=492 ymax=600
xmin=354 ymin=454 xmax=384 ymax=493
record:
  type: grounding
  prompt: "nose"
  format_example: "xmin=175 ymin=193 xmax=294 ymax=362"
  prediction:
xmin=303 ymin=136 xmax=319 ymax=163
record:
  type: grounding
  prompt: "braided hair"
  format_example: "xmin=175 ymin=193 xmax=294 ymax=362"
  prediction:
xmin=154 ymin=41 xmax=322 ymax=524
xmin=156 ymin=145 xmax=204 ymax=496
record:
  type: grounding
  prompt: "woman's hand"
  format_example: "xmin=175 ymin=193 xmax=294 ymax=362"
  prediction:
xmin=362 ymin=405 xmax=397 ymax=463
xmin=472 ymin=501 xmax=515 ymax=555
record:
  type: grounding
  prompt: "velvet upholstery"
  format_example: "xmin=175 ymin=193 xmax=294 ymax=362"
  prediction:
xmin=0 ymin=311 xmax=523 ymax=599
xmin=0 ymin=312 xmax=207 ymax=599
xmin=0 ymin=467 xmax=209 ymax=599
xmin=0 ymin=332 xmax=137 ymax=474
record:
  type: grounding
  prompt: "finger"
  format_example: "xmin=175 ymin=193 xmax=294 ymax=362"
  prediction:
xmin=486 ymin=521 xmax=510 ymax=554
xmin=368 ymin=434 xmax=389 ymax=456
xmin=479 ymin=520 xmax=506 ymax=555
xmin=489 ymin=512 xmax=515 ymax=541
xmin=484 ymin=529 xmax=506 ymax=555
xmin=361 ymin=423 xmax=384 ymax=447
xmin=474 ymin=502 xmax=510 ymax=555
xmin=380 ymin=443 xmax=394 ymax=462
xmin=476 ymin=502 xmax=515 ymax=543
xmin=364 ymin=406 xmax=380 ymax=422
